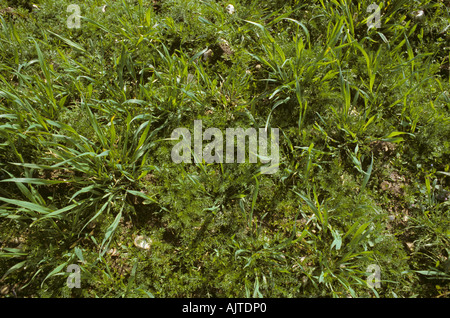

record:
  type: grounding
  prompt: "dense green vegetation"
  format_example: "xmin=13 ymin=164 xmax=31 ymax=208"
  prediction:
xmin=0 ymin=0 xmax=449 ymax=298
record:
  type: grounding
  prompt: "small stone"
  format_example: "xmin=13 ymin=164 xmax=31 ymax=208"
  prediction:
xmin=0 ymin=286 xmax=9 ymax=295
xmin=226 ymin=4 xmax=235 ymax=15
xmin=381 ymin=181 xmax=390 ymax=191
xmin=134 ymin=235 xmax=152 ymax=250
xmin=108 ymin=248 xmax=119 ymax=257
xmin=406 ymin=242 xmax=414 ymax=251
xmin=349 ymin=107 xmax=359 ymax=116
xmin=218 ymin=38 xmax=234 ymax=57
xmin=203 ymin=49 xmax=213 ymax=62
xmin=412 ymin=10 xmax=425 ymax=21
xmin=218 ymin=38 xmax=229 ymax=46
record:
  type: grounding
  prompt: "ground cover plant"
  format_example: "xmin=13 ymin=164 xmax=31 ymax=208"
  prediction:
xmin=0 ymin=0 xmax=449 ymax=298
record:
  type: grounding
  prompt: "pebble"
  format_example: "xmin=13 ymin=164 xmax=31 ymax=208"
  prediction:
xmin=202 ymin=49 xmax=213 ymax=62
xmin=412 ymin=10 xmax=425 ymax=21
xmin=226 ymin=4 xmax=235 ymax=15
xmin=0 ymin=286 xmax=9 ymax=295
xmin=134 ymin=235 xmax=152 ymax=250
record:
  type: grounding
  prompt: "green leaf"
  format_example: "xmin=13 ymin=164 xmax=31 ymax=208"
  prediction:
xmin=31 ymin=203 xmax=78 ymax=226
xmin=126 ymin=190 xmax=158 ymax=204
xmin=415 ymin=270 xmax=450 ymax=279
xmin=330 ymin=229 xmax=342 ymax=251
xmin=283 ymin=18 xmax=310 ymax=44
xmin=235 ymin=249 xmax=249 ymax=260
xmin=348 ymin=222 xmax=371 ymax=248
xmin=1 ymin=260 xmax=27 ymax=280
xmin=33 ymin=40 xmax=50 ymax=86
xmin=79 ymin=197 xmax=112 ymax=233
xmin=190 ymin=48 xmax=209 ymax=63
xmin=74 ymin=247 xmax=84 ymax=263
xmin=41 ymin=262 xmax=68 ymax=288
xmin=0 ymin=248 xmax=27 ymax=258
xmin=100 ymin=209 xmax=123 ymax=256
xmin=0 ymin=197 xmax=53 ymax=214
xmin=381 ymin=131 xmax=414 ymax=143
xmin=244 ymin=20 xmax=274 ymax=42
xmin=125 ymin=258 xmax=138 ymax=297
xmin=48 ymin=30 xmax=87 ymax=54
xmin=198 ymin=16 xmax=214 ymax=27
xmin=250 ymin=176 xmax=259 ymax=228
xmin=0 ymin=178 xmax=68 ymax=185
xmin=361 ymin=154 xmax=374 ymax=194
xmin=136 ymin=289 xmax=155 ymax=298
